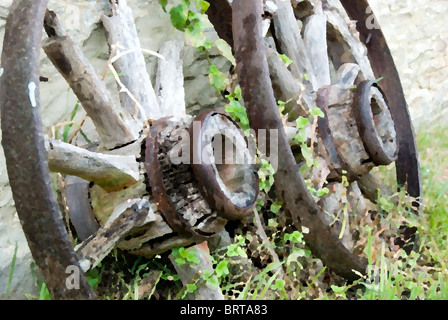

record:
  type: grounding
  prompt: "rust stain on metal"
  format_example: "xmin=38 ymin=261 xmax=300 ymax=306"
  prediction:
xmin=145 ymin=117 xmax=213 ymax=240
xmin=206 ymin=0 xmax=234 ymax=50
xmin=145 ymin=117 xmax=188 ymax=234
xmin=0 ymin=0 xmax=96 ymax=299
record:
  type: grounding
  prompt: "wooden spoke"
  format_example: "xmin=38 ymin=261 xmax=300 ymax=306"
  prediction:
xmin=101 ymin=0 xmax=162 ymax=122
xmin=43 ymin=10 xmax=140 ymax=150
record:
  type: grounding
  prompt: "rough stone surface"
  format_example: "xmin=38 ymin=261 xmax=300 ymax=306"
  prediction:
xmin=368 ymin=0 xmax=448 ymax=124
xmin=0 ymin=0 xmax=445 ymax=298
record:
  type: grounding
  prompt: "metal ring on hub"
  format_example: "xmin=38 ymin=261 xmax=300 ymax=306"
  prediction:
xmin=353 ymin=80 xmax=398 ymax=166
xmin=145 ymin=117 xmax=215 ymax=239
xmin=189 ymin=110 xmax=259 ymax=220
xmin=145 ymin=117 xmax=194 ymax=237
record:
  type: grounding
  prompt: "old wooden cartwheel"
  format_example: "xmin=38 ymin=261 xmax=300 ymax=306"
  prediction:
xmin=0 ymin=0 xmax=421 ymax=299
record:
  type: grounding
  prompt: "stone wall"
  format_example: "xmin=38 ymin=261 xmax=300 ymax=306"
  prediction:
xmin=0 ymin=0 xmax=446 ymax=299
xmin=369 ymin=0 xmax=448 ymax=125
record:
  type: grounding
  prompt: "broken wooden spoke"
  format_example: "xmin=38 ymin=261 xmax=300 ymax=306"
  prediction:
xmin=169 ymin=242 xmax=224 ymax=300
xmin=76 ymin=199 xmax=153 ymax=272
xmin=266 ymin=45 xmax=311 ymax=118
xmin=271 ymin=0 xmax=318 ymax=90
xmin=45 ymin=138 xmax=140 ymax=190
xmin=302 ymin=2 xmax=331 ymax=88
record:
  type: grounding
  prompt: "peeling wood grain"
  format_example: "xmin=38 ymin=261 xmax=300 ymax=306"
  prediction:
xmin=155 ymin=40 xmax=186 ymax=117
xmin=46 ymin=138 xmax=140 ymax=190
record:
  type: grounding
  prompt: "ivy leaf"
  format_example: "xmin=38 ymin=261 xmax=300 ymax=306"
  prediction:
xmin=204 ymin=272 xmax=219 ymax=287
xmin=185 ymin=23 xmax=208 ymax=47
xmin=209 ymin=64 xmax=229 ymax=92
xmin=175 ymin=257 xmax=186 ymax=266
xmin=169 ymin=4 xmax=189 ymax=31
xmin=159 ymin=0 xmax=168 ymax=12
xmin=296 ymin=116 xmax=310 ymax=129
xmin=294 ymin=129 xmax=308 ymax=144
xmin=272 ymin=279 xmax=286 ymax=291
xmin=378 ymin=196 xmax=394 ymax=212
xmin=215 ymin=261 xmax=229 ymax=278
xmin=317 ymin=187 xmax=330 ymax=197
xmin=215 ymin=38 xmax=236 ymax=66
xmin=186 ymin=250 xmax=201 ymax=264
xmin=196 ymin=0 xmax=210 ymax=13
xmin=278 ymin=53 xmax=293 ymax=66
xmin=270 ymin=201 xmax=282 ymax=214
xmin=178 ymin=247 xmax=188 ymax=259
xmin=277 ymin=100 xmax=286 ymax=108
xmin=284 ymin=231 xmax=303 ymax=244
xmin=225 ymin=100 xmax=244 ymax=116
xmin=309 ymin=107 xmax=325 ymax=118
xmin=268 ymin=218 xmax=278 ymax=228
xmin=301 ymin=145 xmax=314 ymax=168
xmin=187 ymin=283 xmax=197 ymax=293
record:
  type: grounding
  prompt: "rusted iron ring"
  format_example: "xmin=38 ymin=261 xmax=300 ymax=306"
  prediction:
xmin=145 ymin=117 xmax=213 ymax=239
xmin=353 ymin=80 xmax=398 ymax=166
xmin=189 ymin=110 xmax=259 ymax=220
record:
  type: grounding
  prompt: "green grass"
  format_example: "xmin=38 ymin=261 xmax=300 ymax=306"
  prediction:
xmin=342 ymin=119 xmax=448 ymax=300
xmin=5 ymin=242 xmax=18 ymax=299
xmin=328 ymin=119 xmax=448 ymax=300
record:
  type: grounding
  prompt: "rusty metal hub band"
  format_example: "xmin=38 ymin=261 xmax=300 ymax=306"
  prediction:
xmin=189 ymin=110 xmax=259 ymax=220
xmin=353 ymin=80 xmax=398 ymax=166
xmin=145 ymin=117 xmax=214 ymax=239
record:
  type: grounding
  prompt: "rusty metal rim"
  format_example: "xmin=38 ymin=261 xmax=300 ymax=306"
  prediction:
xmin=316 ymin=86 xmax=361 ymax=182
xmin=353 ymin=80 xmax=397 ymax=166
xmin=0 ymin=1 xmax=96 ymax=299
xmin=145 ymin=117 xmax=214 ymax=239
xmin=189 ymin=109 xmax=259 ymax=221
xmin=340 ymin=0 xmax=422 ymax=207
